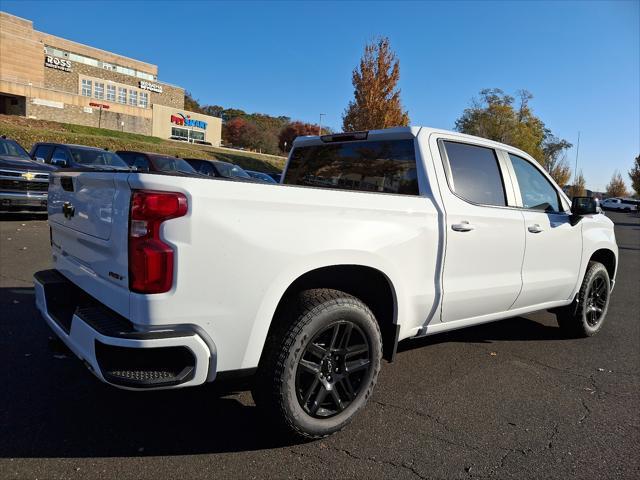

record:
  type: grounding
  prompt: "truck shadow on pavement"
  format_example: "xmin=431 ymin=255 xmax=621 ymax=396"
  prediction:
xmin=1 ymin=286 xmax=566 ymax=458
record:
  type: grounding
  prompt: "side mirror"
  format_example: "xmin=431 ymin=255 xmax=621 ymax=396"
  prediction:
xmin=34 ymin=156 xmax=46 ymax=163
xmin=570 ymin=196 xmax=598 ymax=225
xmin=51 ymin=158 xmax=68 ymax=168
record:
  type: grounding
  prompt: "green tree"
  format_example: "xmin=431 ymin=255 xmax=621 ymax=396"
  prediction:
xmin=202 ymin=105 xmax=224 ymax=118
xmin=455 ymin=89 xmax=573 ymax=186
xmin=184 ymin=91 xmax=205 ymax=113
xmin=629 ymin=155 xmax=640 ymax=197
xmin=605 ymin=171 xmax=629 ymax=198
xmin=567 ymin=170 xmax=586 ymax=198
xmin=342 ymin=37 xmax=409 ymax=132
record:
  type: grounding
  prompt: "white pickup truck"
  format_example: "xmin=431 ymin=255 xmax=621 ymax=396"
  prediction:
xmin=35 ymin=127 xmax=618 ymax=438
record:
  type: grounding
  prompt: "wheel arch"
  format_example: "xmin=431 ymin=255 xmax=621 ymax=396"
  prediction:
xmin=259 ymin=264 xmax=400 ymax=365
xmin=589 ymin=248 xmax=617 ymax=282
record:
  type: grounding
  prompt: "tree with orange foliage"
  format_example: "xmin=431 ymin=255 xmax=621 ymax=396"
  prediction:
xmin=278 ymin=121 xmax=321 ymax=152
xmin=342 ymin=37 xmax=409 ymax=132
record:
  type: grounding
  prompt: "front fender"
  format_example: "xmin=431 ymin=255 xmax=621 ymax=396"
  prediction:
xmin=572 ymin=214 xmax=618 ymax=296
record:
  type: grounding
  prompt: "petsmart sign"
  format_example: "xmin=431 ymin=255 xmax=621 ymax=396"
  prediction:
xmin=170 ymin=113 xmax=207 ymax=129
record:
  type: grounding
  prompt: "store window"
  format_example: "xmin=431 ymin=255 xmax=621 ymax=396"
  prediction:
xmin=190 ymin=131 xmax=205 ymax=141
xmin=116 ymin=65 xmax=135 ymax=76
xmin=171 ymin=127 xmax=188 ymax=139
xmin=118 ymin=87 xmax=127 ymax=104
xmin=129 ymin=90 xmax=138 ymax=106
xmin=139 ymin=92 xmax=148 ymax=108
xmin=69 ymin=52 xmax=99 ymax=67
xmin=81 ymin=79 xmax=92 ymax=97
xmin=94 ymin=82 xmax=104 ymax=100
xmin=106 ymin=84 xmax=116 ymax=102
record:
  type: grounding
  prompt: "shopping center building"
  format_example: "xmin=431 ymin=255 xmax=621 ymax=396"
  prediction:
xmin=0 ymin=11 xmax=221 ymax=145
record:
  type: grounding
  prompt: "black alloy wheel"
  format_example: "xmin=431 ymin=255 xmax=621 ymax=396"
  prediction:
xmin=584 ymin=272 xmax=609 ymax=327
xmin=555 ymin=261 xmax=611 ymax=337
xmin=295 ymin=320 xmax=371 ymax=418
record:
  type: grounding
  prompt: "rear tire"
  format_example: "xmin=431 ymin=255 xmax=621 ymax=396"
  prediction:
xmin=252 ymin=289 xmax=382 ymax=439
xmin=555 ymin=261 xmax=611 ymax=337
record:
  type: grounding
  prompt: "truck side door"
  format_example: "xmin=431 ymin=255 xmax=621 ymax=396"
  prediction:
xmin=506 ymin=153 xmax=582 ymax=308
xmin=434 ymin=138 xmax=526 ymax=323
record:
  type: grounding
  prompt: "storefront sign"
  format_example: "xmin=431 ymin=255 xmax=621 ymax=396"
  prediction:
xmin=89 ymin=102 xmax=110 ymax=109
xmin=45 ymin=55 xmax=72 ymax=72
xmin=171 ymin=113 xmax=207 ymax=129
xmin=139 ymin=81 xmax=163 ymax=93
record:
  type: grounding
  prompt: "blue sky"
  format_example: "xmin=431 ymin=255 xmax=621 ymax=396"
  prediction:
xmin=3 ymin=0 xmax=639 ymax=191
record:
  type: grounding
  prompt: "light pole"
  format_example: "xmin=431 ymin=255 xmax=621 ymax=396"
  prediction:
xmin=319 ymin=113 xmax=326 ymax=136
xmin=573 ymin=131 xmax=580 ymax=185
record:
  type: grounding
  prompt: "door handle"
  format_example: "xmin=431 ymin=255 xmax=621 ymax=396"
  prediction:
xmin=451 ymin=221 xmax=475 ymax=232
xmin=528 ymin=224 xmax=544 ymax=233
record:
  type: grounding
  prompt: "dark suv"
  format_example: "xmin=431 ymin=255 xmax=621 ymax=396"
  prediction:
xmin=116 ymin=151 xmax=199 ymax=175
xmin=0 ymin=137 xmax=56 ymax=212
xmin=30 ymin=143 xmax=127 ymax=169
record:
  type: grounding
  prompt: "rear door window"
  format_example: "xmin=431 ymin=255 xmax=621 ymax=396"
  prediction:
xmin=285 ymin=139 xmax=418 ymax=195
xmin=442 ymin=141 xmax=506 ymax=206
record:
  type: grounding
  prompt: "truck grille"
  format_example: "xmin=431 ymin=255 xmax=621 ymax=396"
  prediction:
xmin=0 ymin=178 xmax=49 ymax=192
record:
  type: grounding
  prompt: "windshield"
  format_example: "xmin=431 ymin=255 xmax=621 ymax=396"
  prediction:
xmin=0 ymin=139 xmax=31 ymax=159
xmin=215 ymin=162 xmax=251 ymax=178
xmin=151 ymin=156 xmax=198 ymax=174
xmin=69 ymin=148 xmax=128 ymax=168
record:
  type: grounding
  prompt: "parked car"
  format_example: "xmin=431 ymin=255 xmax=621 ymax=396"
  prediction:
xmin=210 ymin=160 xmax=252 ymax=179
xmin=35 ymin=126 xmax=617 ymax=439
xmin=601 ymin=197 xmax=638 ymax=211
xmin=0 ymin=136 xmax=56 ymax=212
xmin=116 ymin=151 xmax=199 ymax=176
xmin=182 ymin=158 xmax=219 ymax=177
xmin=266 ymin=172 xmax=282 ymax=183
xmin=184 ymin=158 xmax=253 ymax=180
xmin=245 ymin=170 xmax=278 ymax=183
xmin=30 ymin=142 xmax=128 ymax=169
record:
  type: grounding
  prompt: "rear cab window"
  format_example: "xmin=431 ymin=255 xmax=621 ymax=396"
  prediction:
xmin=284 ymin=139 xmax=418 ymax=195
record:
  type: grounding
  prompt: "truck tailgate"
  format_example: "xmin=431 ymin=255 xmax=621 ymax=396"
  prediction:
xmin=48 ymin=171 xmax=132 ymax=317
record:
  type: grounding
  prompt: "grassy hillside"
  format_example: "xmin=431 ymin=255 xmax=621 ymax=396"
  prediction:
xmin=0 ymin=115 xmax=286 ymax=173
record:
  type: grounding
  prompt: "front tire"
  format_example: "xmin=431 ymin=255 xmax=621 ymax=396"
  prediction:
xmin=252 ymin=289 xmax=382 ymax=439
xmin=555 ymin=261 xmax=611 ymax=337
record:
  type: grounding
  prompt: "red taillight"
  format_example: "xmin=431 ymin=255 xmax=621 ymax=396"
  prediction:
xmin=128 ymin=190 xmax=188 ymax=294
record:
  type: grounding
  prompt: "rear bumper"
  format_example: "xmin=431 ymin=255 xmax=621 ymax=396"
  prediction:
xmin=34 ymin=269 xmax=213 ymax=390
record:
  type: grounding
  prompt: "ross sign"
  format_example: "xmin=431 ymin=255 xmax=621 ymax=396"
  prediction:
xmin=45 ymin=55 xmax=72 ymax=72
xmin=171 ymin=113 xmax=207 ymax=129
xmin=139 ymin=80 xmax=163 ymax=93
xmin=83 ymin=106 xmax=93 ymax=114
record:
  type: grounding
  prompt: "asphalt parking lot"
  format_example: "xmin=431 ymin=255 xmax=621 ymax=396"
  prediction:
xmin=0 ymin=211 xmax=638 ymax=480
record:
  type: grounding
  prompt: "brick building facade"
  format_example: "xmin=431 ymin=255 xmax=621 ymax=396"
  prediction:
xmin=0 ymin=11 xmax=221 ymax=145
